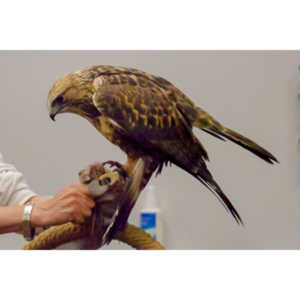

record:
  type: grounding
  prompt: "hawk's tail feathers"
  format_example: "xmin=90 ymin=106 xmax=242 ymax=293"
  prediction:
xmin=192 ymin=169 xmax=244 ymax=225
xmin=173 ymin=154 xmax=244 ymax=225
xmin=217 ymin=127 xmax=278 ymax=164
xmin=194 ymin=107 xmax=278 ymax=164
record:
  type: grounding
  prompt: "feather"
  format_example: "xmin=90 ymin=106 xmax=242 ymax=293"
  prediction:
xmin=48 ymin=65 xmax=278 ymax=228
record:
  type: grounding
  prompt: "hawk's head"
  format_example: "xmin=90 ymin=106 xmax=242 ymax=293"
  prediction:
xmin=47 ymin=70 xmax=97 ymax=121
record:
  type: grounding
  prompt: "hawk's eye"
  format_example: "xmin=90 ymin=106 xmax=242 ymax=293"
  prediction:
xmin=55 ymin=95 xmax=64 ymax=104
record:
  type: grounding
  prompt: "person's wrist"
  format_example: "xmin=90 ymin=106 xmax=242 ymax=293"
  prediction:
xmin=21 ymin=202 xmax=35 ymax=240
xmin=31 ymin=195 xmax=54 ymax=227
xmin=31 ymin=200 xmax=47 ymax=227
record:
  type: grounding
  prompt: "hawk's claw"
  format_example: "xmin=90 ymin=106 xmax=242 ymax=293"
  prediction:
xmin=98 ymin=171 xmax=120 ymax=187
xmin=103 ymin=160 xmax=128 ymax=178
xmin=78 ymin=160 xmax=129 ymax=248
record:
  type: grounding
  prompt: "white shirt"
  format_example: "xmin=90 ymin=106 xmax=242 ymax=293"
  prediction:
xmin=0 ymin=152 xmax=37 ymax=206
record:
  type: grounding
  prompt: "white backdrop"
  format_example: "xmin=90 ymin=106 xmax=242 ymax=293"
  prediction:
xmin=0 ymin=51 xmax=299 ymax=249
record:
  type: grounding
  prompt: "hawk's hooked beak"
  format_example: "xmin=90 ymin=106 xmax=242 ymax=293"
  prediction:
xmin=50 ymin=113 xmax=56 ymax=121
xmin=49 ymin=103 xmax=63 ymax=122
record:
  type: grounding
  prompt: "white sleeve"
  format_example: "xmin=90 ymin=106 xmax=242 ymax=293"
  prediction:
xmin=0 ymin=153 xmax=37 ymax=206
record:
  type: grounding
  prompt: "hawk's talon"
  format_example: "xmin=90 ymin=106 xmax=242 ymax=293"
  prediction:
xmin=98 ymin=171 xmax=120 ymax=187
xmin=99 ymin=177 xmax=111 ymax=186
xmin=103 ymin=160 xmax=122 ymax=169
xmin=103 ymin=160 xmax=128 ymax=178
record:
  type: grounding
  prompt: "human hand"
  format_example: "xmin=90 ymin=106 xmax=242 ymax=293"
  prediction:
xmin=30 ymin=184 xmax=95 ymax=227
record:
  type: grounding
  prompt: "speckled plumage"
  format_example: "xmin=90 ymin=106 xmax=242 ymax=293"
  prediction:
xmin=48 ymin=65 xmax=278 ymax=225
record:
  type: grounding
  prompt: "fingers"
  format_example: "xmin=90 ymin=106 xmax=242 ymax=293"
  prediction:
xmin=89 ymin=162 xmax=102 ymax=169
xmin=73 ymin=184 xmax=98 ymax=205
xmin=74 ymin=183 xmax=90 ymax=196
xmin=63 ymin=184 xmax=96 ymax=207
xmin=68 ymin=191 xmax=94 ymax=224
xmin=71 ymin=212 xmax=85 ymax=224
xmin=76 ymin=196 xmax=94 ymax=217
xmin=47 ymin=184 xmax=99 ymax=226
xmin=68 ymin=201 xmax=92 ymax=224
xmin=76 ymin=190 xmax=95 ymax=208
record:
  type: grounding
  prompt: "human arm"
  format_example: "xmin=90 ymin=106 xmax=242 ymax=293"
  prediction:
xmin=0 ymin=153 xmax=37 ymax=234
xmin=0 ymin=205 xmax=26 ymax=234
xmin=0 ymin=153 xmax=95 ymax=235
xmin=30 ymin=184 xmax=95 ymax=227
xmin=0 ymin=184 xmax=95 ymax=234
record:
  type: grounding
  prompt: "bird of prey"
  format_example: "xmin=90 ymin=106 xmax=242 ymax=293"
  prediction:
xmin=47 ymin=65 xmax=278 ymax=227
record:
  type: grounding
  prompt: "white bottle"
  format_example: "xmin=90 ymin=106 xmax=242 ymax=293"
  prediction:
xmin=140 ymin=184 xmax=163 ymax=243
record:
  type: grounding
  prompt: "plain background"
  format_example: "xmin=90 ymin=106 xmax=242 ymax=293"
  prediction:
xmin=0 ymin=50 xmax=299 ymax=249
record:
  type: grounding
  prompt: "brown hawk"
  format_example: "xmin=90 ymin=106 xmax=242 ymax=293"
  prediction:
xmin=47 ymin=65 xmax=278 ymax=228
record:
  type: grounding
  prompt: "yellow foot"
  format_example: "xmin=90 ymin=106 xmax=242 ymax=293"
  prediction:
xmin=98 ymin=171 xmax=120 ymax=187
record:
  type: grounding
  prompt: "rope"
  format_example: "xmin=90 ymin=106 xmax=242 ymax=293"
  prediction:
xmin=23 ymin=223 xmax=165 ymax=250
xmin=115 ymin=224 xmax=165 ymax=250
xmin=23 ymin=163 xmax=165 ymax=250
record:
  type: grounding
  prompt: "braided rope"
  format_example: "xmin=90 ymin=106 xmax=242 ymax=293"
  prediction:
xmin=23 ymin=223 xmax=165 ymax=250
xmin=23 ymin=163 xmax=165 ymax=250
xmin=115 ymin=224 xmax=165 ymax=250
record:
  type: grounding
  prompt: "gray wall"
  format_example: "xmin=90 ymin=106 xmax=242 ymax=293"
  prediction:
xmin=0 ymin=51 xmax=299 ymax=249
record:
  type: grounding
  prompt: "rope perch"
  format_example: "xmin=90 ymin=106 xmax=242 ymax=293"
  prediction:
xmin=23 ymin=222 xmax=165 ymax=250
xmin=23 ymin=161 xmax=165 ymax=250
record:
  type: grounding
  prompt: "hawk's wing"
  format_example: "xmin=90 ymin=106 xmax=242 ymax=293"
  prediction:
xmin=92 ymin=72 xmax=209 ymax=162
xmin=91 ymin=70 xmax=242 ymax=224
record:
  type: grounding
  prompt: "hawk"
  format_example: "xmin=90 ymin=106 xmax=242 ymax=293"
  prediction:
xmin=47 ymin=65 xmax=278 ymax=227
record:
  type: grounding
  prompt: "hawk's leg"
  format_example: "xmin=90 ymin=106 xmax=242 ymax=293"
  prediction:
xmin=78 ymin=162 xmax=128 ymax=248
xmin=78 ymin=163 xmax=114 ymax=241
